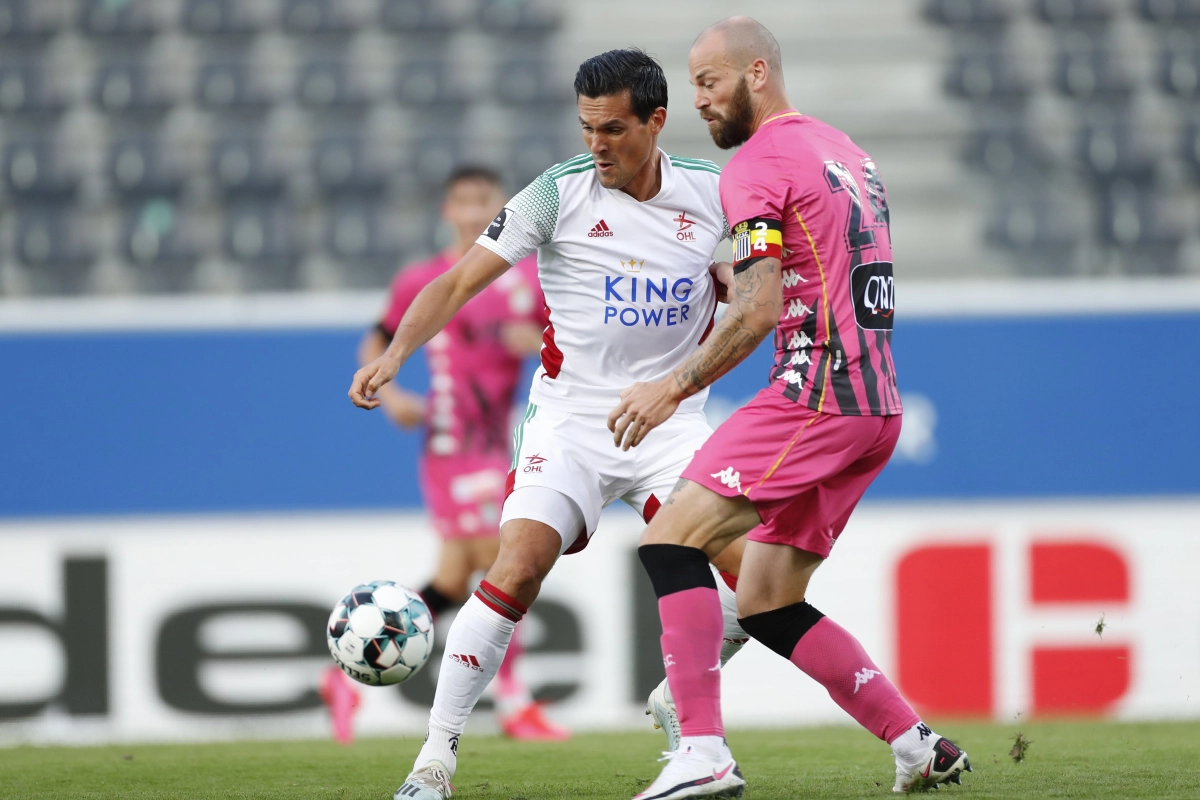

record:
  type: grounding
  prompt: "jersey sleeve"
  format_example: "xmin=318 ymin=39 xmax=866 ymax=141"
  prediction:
xmin=475 ymin=172 xmax=559 ymax=265
xmin=721 ymin=155 xmax=786 ymax=271
xmin=378 ymin=266 xmax=425 ymax=339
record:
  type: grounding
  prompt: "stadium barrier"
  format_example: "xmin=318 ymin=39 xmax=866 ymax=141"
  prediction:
xmin=1 ymin=280 xmax=1198 ymax=743
xmin=1 ymin=501 xmax=1198 ymax=745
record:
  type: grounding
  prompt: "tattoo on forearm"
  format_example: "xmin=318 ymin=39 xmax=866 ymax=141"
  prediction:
xmin=673 ymin=260 xmax=781 ymax=396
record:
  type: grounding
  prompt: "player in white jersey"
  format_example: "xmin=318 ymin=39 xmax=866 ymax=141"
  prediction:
xmin=348 ymin=50 xmax=749 ymax=800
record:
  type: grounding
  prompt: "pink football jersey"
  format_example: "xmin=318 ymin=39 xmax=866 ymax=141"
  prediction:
xmin=722 ymin=111 xmax=901 ymax=416
xmin=380 ymin=252 xmax=546 ymax=457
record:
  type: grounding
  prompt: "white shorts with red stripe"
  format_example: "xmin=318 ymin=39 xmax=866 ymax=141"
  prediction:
xmin=501 ymin=403 xmax=713 ymax=555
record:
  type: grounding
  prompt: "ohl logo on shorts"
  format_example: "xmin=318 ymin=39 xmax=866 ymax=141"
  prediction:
xmin=524 ymin=454 xmax=547 ymax=473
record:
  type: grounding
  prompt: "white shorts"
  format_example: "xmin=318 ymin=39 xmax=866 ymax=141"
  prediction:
xmin=500 ymin=403 xmax=713 ymax=555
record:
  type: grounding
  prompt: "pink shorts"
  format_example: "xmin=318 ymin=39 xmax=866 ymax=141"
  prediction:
xmin=419 ymin=453 xmax=509 ymax=540
xmin=683 ymin=387 xmax=901 ymax=558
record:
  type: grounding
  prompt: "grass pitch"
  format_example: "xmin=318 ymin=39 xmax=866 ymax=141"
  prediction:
xmin=2 ymin=720 xmax=1198 ymax=799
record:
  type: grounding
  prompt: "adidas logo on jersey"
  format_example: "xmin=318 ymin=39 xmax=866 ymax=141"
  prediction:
xmin=587 ymin=219 xmax=614 ymax=237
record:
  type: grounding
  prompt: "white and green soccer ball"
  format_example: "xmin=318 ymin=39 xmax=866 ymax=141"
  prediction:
xmin=327 ymin=581 xmax=434 ymax=686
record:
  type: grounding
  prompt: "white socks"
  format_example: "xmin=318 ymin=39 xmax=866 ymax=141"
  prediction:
xmin=713 ymin=565 xmax=749 ymax=667
xmin=678 ymin=734 xmax=729 ymax=760
xmin=891 ymin=721 xmax=936 ymax=765
xmin=414 ymin=595 xmax=516 ymax=775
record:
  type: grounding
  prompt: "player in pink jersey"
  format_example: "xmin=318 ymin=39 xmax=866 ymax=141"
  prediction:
xmin=610 ymin=18 xmax=970 ymax=798
xmin=327 ymin=166 xmax=566 ymax=742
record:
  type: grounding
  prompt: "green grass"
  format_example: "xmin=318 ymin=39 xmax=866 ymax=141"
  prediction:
xmin=2 ymin=720 xmax=1199 ymax=799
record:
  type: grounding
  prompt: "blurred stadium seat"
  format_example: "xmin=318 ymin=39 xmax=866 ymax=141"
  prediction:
xmin=78 ymin=0 xmax=160 ymax=40
xmin=325 ymin=200 xmax=406 ymax=287
xmin=196 ymin=61 xmax=273 ymax=113
xmin=211 ymin=136 xmax=286 ymax=198
xmin=313 ymin=136 xmax=388 ymax=197
xmin=92 ymin=60 xmax=172 ymax=117
xmin=380 ymin=0 xmax=457 ymax=33
xmin=120 ymin=198 xmax=200 ymax=291
xmin=107 ymin=136 xmax=185 ymax=199
xmin=14 ymin=206 xmax=95 ymax=293
xmin=2 ymin=0 xmax=1199 ymax=295
xmin=182 ymin=0 xmax=265 ymax=38
xmin=4 ymin=139 xmax=77 ymax=201
xmin=223 ymin=201 xmax=303 ymax=289
xmin=295 ymin=59 xmax=371 ymax=112
xmin=0 ymin=60 xmax=65 ymax=116
xmin=1035 ymin=0 xmax=1115 ymax=25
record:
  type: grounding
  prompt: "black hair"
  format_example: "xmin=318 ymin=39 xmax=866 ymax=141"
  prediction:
xmin=444 ymin=164 xmax=504 ymax=191
xmin=573 ymin=48 xmax=667 ymax=123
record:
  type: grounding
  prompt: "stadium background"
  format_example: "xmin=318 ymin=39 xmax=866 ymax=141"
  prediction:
xmin=1 ymin=0 xmax=1199 ymax=745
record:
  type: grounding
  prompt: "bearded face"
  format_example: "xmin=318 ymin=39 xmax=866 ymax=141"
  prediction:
xmin=703 ymin=75 xmax=754 ymax=150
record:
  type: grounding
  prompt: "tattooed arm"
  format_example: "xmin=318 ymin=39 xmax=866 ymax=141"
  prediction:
xmin=607 ymin=257 xmax=783 ymax=450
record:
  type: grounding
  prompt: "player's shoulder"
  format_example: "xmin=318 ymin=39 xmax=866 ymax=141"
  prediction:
xmin=543 ymin=153 xmax=596 ymax=183
xmin=665 ymin=152 xmax=722 ymax=177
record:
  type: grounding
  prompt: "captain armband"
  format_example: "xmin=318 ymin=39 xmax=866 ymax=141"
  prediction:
xmin=731 ymin=216 xmax=783 ymax=274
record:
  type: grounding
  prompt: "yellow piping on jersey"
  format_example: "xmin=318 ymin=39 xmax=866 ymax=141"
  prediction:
xmin=763 ymin=110 xmax=801 ymax=125
xmin=794 ymin=208 xmax=832 ymax=413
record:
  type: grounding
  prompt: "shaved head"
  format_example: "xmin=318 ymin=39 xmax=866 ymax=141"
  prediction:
xmin=694 ymin=16 xmax=783 ymax=78
xmin=688 ymin=16 xmax=790 ymax=149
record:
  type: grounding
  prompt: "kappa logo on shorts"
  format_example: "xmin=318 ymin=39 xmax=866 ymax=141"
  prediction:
xmin=711 ymin=467 xmax=743 ymax=493
xmin=523 ymin=453 xmax=546 ymax=473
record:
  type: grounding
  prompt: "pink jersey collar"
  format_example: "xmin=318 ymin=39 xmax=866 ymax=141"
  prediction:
xmin=761 ymin=110 xmax=803 ymax=128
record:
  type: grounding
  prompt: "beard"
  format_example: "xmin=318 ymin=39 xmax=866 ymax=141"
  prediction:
xmin=704 ymin=77 xmax=754 ymax=149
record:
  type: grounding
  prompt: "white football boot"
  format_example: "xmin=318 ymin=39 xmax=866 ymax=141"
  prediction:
xmin=633 ymin=742 xmax=744 ymax=800
xmin=893 ymin=735 xmax=971 ymax=793
xmin=645 ymin=678 xmax=681 ymax=753
xmin=395 ymin=760 xmax=454 ymax=799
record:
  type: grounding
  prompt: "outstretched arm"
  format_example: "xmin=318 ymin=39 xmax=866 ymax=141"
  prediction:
xmin=348 ymin=245 xmax=513 ymax=409
xmin=607 ymin=257 xmax=782 ymax=450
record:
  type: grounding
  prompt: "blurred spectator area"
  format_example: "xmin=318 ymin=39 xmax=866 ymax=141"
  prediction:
xmin=0 ymin=0 xmax=571 ymax=294
xmin=5 ymin=0 xmax=1199 ymax=295
xmin=929 ymin=0 xmax=1200 ymax=275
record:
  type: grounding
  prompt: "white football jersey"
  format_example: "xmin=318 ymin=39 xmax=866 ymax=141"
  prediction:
xmin=477 ymin=150 xmax=727 ymax=414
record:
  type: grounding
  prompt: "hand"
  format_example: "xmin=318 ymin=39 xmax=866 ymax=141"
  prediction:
xmin=380 ymin=388 xmax=426 ymax=429
xmin=607 ymin=378 xmax=684 ymax=451
xmin=348 ymin=355 xmax=403 ymax=409
xmin=709 ymin=260 xmax=734 ymax=304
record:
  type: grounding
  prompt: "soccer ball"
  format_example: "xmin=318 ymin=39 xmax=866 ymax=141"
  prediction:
xmin=327 ymin=581 xmax=434 ymax=686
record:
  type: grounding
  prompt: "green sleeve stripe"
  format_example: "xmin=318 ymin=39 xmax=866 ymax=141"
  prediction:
xmin=551 ymin=163 xmax=597 ymax=179
xmin=548 ymin=154 xmax=593 ymax=176
xmin=670 ymin=162 xmax=722 ymax=175
xmin=668 ymin=155 xmax=721 ymax=170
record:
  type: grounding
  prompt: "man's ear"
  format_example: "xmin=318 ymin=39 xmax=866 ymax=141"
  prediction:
xmin=651 ymin=106 xmax=667 ymax=135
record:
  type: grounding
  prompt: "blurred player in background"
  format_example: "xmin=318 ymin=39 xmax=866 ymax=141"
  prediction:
xmin=614 ymin=18 xmax=970 ymax=798
xmin=322 ymin=165 xmax=567 ymax=743
xmin=350 ymin=49 xmax=752 ymax=800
